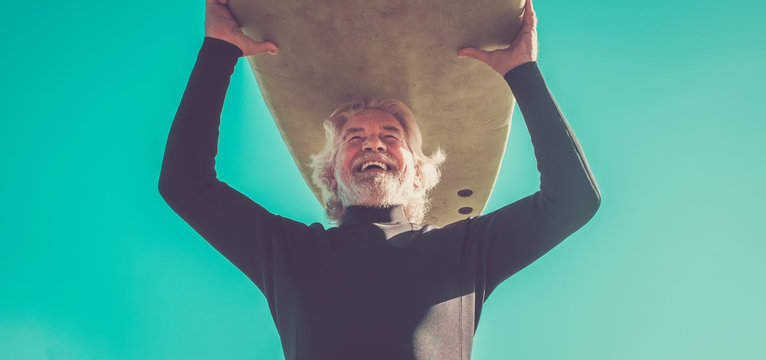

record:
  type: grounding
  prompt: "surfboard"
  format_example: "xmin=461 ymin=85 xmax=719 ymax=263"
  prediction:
xmin=229 ymin=0 xmax=525 ymax=226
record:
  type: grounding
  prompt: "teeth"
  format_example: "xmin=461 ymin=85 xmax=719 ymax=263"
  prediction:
xmin=360 ymin=161 xmax=388 ymax=171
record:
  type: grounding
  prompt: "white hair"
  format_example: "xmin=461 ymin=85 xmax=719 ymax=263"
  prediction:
xmin=310 ymin=96 xmax=445 ymax=225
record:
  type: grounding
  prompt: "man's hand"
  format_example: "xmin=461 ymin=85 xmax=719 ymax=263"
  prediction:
xmin=458 ymin=0 xmax=538 ymax=75
xmin=205 ymin=0 xmax=278 ymax=56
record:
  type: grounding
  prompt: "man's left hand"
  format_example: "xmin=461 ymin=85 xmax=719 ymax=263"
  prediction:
xmin=458 ymin=0 xmax=538 ymax=75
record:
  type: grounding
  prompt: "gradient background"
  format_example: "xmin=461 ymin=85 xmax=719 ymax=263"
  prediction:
xmin=1 ymin=0 xmax=764 ymax=359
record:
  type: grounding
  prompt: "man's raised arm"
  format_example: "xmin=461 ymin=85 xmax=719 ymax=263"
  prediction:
xmin=458 ymin=0 xmax=601 ymax=295
xmin=158 ymin=0 xmax=297 ymax=293
xmin=159 ymin=0 xmax=277 ymax=202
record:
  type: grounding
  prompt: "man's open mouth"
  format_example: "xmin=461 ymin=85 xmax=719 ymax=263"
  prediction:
xmin=358 ymin=161 xmax=389 ymax=172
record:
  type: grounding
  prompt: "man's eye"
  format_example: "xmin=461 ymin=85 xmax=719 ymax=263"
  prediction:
xmin=349 ymin=136 xmax=362 ymax=142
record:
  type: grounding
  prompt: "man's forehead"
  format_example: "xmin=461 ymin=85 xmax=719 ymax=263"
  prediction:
xmin=342 ymin=109 xmax=404 ymax=132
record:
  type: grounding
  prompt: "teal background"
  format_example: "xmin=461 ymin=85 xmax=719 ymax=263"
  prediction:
xmin=1 ymin=0 xmax=764 ymax=359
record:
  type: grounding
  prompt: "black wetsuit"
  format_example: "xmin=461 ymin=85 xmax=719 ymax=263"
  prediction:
xmin=159 ymin=37 xmax=601 ymax=360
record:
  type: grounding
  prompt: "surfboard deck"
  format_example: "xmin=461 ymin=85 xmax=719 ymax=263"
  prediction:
xmin=229 ymin=0 xmax=525 ymax=226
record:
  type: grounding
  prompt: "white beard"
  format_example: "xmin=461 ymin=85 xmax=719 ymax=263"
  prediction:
xmin=335 ymin=166 xmax=415 ymax=208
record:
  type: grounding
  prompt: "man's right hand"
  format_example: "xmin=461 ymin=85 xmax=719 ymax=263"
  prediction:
xmin=205 ymin=0 xmax=278 ymax=57
xmin=457 ymin=0 xmax=538 ymax=76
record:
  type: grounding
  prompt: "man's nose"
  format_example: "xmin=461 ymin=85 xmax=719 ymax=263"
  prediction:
xmin=363 ymin=136 xmax=386 ymax=152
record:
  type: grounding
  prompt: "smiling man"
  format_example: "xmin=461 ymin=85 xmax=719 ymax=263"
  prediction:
xmin=333 ymin=109 xmax=420 ymax=212
xmin=310 ymin=100 xmax=445 ymax=226
xmin=158 ymin=0 xmax=601 ymax=359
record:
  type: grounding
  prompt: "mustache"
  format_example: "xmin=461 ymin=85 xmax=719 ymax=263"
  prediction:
xmin=351 ymin=153 xmax=399 ymax=171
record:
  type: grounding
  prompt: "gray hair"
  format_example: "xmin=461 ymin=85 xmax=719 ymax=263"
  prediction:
xmin=310 ymin=96 xmax=446 ymax=225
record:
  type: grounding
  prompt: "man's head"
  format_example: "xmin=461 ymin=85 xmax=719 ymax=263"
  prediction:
xmin=310 ymin=97 xmax=445 ymax=225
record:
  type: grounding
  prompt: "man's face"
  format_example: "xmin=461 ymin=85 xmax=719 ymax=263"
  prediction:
xmin=331 ymin=109 xmax=418 ymax=207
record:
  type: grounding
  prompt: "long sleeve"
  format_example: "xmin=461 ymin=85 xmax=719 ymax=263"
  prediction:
xmin=158 ymin=37 xmax=311 ymax=295
xmin=159 ymin=37 xmax=241 ymax=200
xmin=469 ymin=61 xmax=601 ymax=297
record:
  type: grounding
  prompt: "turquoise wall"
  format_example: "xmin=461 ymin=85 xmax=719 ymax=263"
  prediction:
xmin=1 ymin=1 xmax=764 ymax=359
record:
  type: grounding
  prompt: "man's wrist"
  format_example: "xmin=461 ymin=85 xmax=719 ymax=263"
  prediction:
xmin=503 ymin=61 xmax=538 ymax=79
xmin=203 ymin=36 xmax=244 ymax=58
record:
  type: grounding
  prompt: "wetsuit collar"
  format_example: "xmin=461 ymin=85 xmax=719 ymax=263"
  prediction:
xmin=340 ymin=205 xmax=409 ymax=227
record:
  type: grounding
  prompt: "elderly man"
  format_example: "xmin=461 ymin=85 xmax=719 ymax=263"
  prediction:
xmin=159 ymin=0 xmax=601 ymax=358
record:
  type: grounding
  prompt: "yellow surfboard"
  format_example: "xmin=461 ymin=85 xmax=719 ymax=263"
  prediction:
xmin=229 ymin=0 xmax=525 ymax=226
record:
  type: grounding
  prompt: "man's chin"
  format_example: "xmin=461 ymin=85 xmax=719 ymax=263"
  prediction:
xmin=338 ymin=182 xmax=406 ymax=209
xmin=336 ymin=169 xmax=414 ymax=209
xmin=343 ymin=184 xmax=402 ymax=207
xmin=354 ymin=170 xmax=395 ymax=181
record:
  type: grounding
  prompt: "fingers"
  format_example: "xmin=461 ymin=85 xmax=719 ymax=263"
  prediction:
xmin=524 ymin=0 xmax=538 ymax=28
xmin=457 ymin=47 xmax=491 ymax=64
xmin=259 ymin=41 xmax=279 ymax=54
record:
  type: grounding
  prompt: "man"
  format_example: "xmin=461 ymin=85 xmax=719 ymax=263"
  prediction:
xmin=159 ymin=0 xmax=601 ymax=359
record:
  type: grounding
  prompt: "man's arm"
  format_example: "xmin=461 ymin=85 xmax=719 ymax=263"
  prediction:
xmin=157 ymin=1 xmax=306 ymax=295
xmin=473 ymin=61 xmax=601 ymax=295
xmin=458 ymin=0 xmax=601 ymax=296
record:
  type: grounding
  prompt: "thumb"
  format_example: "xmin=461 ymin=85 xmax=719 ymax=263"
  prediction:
xmin=242 ymin=39 xmax=279 ymax=56
xmin=457 ymin=47 xmax=491 ymax=64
